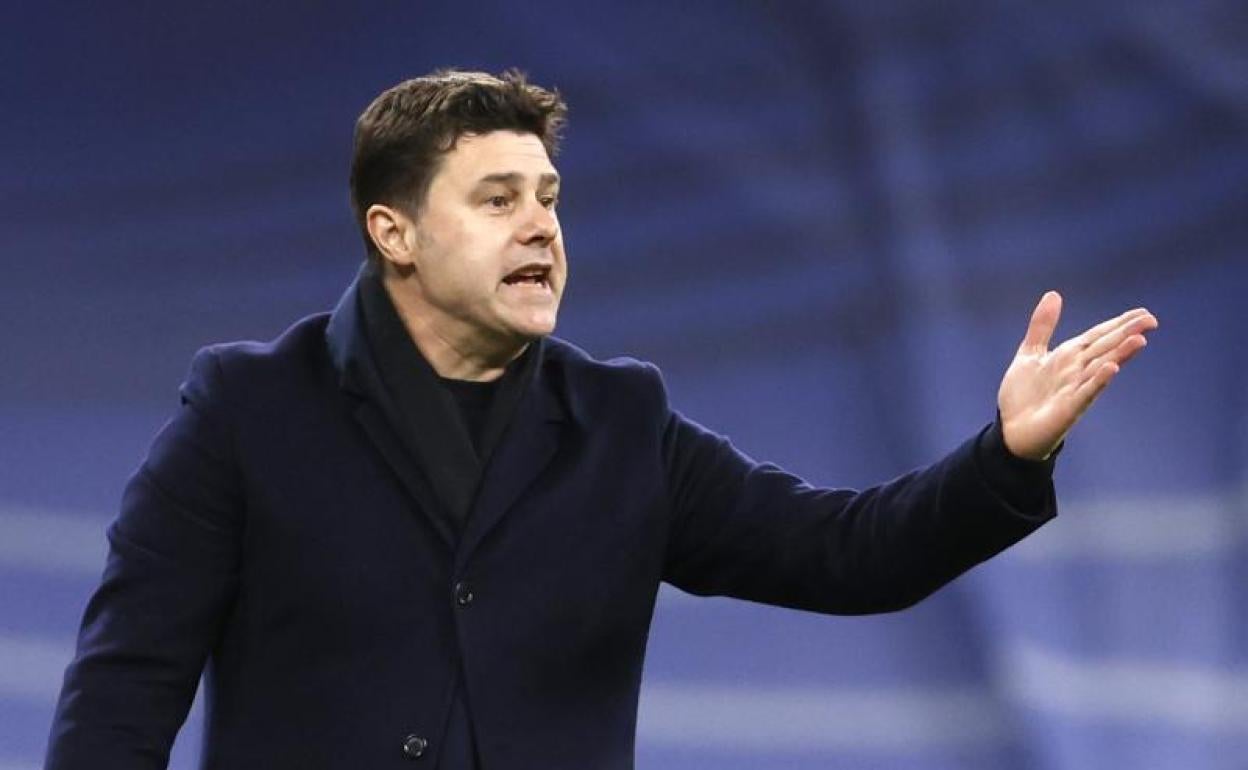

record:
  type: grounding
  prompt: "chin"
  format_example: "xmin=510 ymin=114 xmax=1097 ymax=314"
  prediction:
xmin=513 ymin=310 xmax=559 ymax=339
xmin=519 ymin=320 xmax=557 ymax=339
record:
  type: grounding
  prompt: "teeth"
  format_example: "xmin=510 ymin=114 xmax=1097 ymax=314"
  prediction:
xmin=505 ymin=274 xmax=547 ymax=286
xmin=506 ymin=269 xmax=548 ymax=284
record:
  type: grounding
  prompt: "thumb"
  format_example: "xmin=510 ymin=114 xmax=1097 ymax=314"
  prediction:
xmin=1019 ymin=290 xmax=1062 ymax=353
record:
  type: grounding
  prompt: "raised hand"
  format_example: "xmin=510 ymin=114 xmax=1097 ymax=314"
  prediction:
xmin=997 ymin=291 xmax=1158 ymax=461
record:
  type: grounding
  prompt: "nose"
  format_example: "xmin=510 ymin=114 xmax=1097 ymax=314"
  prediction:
xmin=516 ymin=199 xmax=558 ymax=246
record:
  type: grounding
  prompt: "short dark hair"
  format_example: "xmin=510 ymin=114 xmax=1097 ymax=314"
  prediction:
xmin=349 ymin=68 xmax=568 ymax=259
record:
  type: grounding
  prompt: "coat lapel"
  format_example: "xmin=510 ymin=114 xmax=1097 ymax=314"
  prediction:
xmin=455 ymin=343 xmax=568 ymax=571
xmin=351 ymin=399 xmax=457 ymax=547
xmin=325 ymin=267 xmax=457 ymax=548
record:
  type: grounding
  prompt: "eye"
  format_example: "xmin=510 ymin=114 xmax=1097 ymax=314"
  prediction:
xmin=539 ymin=195 xmax=559 ymax=210
xmin=486 ymin=195 xmax=511 ymax=209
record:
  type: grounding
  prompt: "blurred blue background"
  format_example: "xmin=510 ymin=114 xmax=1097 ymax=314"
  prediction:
xmin=2 ymin=1 xmax=1245 ymax=768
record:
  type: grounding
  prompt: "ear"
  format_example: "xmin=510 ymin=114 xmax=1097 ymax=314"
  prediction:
xmin=365 ymin=203 xmax=418 ymax=267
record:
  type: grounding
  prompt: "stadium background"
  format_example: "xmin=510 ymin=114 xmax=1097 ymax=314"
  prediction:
xmin=2 ymin=2 xmax=1245 ymax=768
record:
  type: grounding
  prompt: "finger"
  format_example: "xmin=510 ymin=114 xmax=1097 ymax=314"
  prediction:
xmin=1071 ymin=359 xmax=1120 ymax=415
xmin=1085 ymin=333 xmax=1148 ymax=372
xmin=1070 ymin=307 xmax=1150 ymax=351
xmin=1020 ymin=290 xmax=1062 ymax=353
xmin=1079 ymin=312 xmax=1156 ymax=364
xmin=1051 ymin=309 xmax=1147 ymax=365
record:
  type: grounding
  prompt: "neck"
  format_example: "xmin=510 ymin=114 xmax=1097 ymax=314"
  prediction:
xmin=381 ymin=272 xmax=526 ymax=382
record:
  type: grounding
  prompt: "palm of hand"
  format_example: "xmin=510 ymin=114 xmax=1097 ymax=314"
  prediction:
xmin=998 ymin=292 xmax=1158 ymax=461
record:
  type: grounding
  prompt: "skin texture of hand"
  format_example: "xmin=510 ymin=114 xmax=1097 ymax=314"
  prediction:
xmin=998 ymin=291 xmax=1159 ymax=461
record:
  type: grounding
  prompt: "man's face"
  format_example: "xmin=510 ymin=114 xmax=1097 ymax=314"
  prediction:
xmin=404 ymin=130 xmax=566 ymax=349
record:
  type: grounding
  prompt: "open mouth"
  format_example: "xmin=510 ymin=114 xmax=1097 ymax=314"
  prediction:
xmin=502 ymin=264 xmax=552 ymax=290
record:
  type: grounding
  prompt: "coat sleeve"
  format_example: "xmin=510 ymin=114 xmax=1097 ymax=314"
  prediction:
xmin=660 ymin=405 xmax=1056 ymax=615
xmin=45 ymin=348 xmax=243 ymax=770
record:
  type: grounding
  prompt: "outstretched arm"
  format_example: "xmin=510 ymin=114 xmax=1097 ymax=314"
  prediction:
xmin=662 ymin=292 xmax=1157 ymax=614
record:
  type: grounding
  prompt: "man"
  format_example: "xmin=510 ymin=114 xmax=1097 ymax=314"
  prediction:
xmin=45 ymin=70 xmax=1157 ymax=769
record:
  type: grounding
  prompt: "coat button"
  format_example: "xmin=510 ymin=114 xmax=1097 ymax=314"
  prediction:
xmin=402 ymin=734 xmax=428 ymax=759
xmin=454 ymin=581 xmax=474 ymax=607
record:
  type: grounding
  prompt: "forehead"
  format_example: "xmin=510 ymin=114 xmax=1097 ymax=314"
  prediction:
xmin=438 ymin=131 xmax=557 ymax=185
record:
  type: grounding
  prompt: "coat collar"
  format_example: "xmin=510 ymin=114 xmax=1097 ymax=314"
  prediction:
xmin=325 ymin=262 xmax=573 ymax=426
xmin=324 ymin=261 xmax=574 ymax=560
xmin=324 ymin=262 xmax=373 ymax=400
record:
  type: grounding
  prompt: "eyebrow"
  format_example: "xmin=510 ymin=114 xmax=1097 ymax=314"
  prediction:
xmin=475 ymin=172 xmax=561 ymax=187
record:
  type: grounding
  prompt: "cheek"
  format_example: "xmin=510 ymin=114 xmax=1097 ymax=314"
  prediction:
xmin=424 ymin=219 xmax=492 ymax=292
xmin=553 ymin=238 xmax=568 ymax=272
